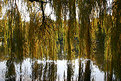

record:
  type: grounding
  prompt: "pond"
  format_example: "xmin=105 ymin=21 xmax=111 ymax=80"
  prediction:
xmin=0 ymin=46 xmax=120 ymax=81
xmin=0 ymin=0 xmax=121 ymax=81
xmin=0 ymin=57 xmax=105 ymax=81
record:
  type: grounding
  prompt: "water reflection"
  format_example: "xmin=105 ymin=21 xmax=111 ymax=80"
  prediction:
xmin=67 ymin=61 xmax=74 ymax=81
xmin=5 ymin=59 xmax=16 ymax=81
xmin=84 ymin=60 xmax=91 ymax=81
xmin=0 ymin=0 xmax=121 ymax=81
xmin=78 ymin=60 xmax=83 ymax=81
xmin=0 ymin=55 xmax=120 ymax=81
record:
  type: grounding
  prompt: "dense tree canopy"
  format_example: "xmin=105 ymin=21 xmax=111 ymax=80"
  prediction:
xmin=0 ymin=0 xmax=121 ymax=80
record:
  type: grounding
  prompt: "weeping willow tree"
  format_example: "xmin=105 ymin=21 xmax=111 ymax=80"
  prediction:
xmin=0 ymin=0 xmax=121 ymax=80
xmin=14 ymin=4 xmax=23 ymax=58
xmin=51 ymin=0 xmax=78 ymax=60
xmin=110 ymin=0 xmax=121 ymax=80
xmin=25 ymin=0 xmax=58 ymax=60
xmin=0 ymin=1 xmax=2 ymax=18
xmin=67 ymin=0 xmax=76 ymax=60
xmin=1 ymin=0 xmax=24 ymax=61
xmin=78 ymin=0 xmax=92 ymax=58
xmin=1 ymin=0 xmax=120 ymax=62
xmin=111 ymin=0 xmax=121 ymax=59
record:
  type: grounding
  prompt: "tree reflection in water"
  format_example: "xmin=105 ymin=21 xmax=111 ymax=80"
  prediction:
xmin=0 ymin=55 xmax=120 ymax=81
xmin=0 ymin=0 xmax=121 ymax=81
xmin=5 ymin=59 xmax=16 ymax=81
xmin=67 ymin=61 xmax=74 ymax=81
xmin=31 ymin=60 xmax=57 ymax=81
xmin=84 ymin=60 xmax=91 ymax=81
